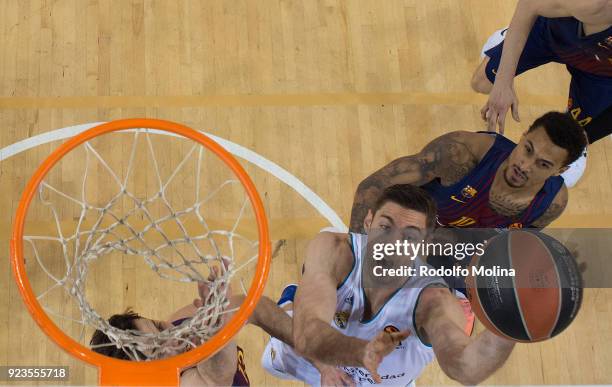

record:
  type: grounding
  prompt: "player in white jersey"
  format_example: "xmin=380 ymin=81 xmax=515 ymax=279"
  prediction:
xmin=262 ymin=184 xmax=516 ymax=386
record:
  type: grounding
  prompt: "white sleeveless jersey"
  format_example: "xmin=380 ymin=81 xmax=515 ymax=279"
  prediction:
xmin=263 ymin=232 xmax=447 ymax=386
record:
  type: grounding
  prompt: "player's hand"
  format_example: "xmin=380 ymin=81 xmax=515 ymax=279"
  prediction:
xmin=481 ymin=81 xmax=520 ymax=135
xmin=196 ymin=258 xmax=232 ymax=305
xmin=361 ymin=329 xmax=410 ymax=383
xmin=195 ymin=259 xmax=233 ymax=327
xmin=317 ymin=364 xmax=356 ymax=387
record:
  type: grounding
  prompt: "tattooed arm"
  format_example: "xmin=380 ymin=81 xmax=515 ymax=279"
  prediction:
xmin=350 ymin=131 xmax=483 ymax=233
xmin=530 ymin=185 xmax=568 ymax=228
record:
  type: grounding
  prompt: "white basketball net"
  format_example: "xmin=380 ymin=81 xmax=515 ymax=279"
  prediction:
xmin=23 ymin=129 xmax=260 ymax=361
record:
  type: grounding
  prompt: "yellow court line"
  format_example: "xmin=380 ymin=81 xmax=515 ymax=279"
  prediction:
xmin=0 ymin=92 xmax=567 ymax=109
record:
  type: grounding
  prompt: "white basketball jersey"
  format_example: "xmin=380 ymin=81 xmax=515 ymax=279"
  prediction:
xmin=264 ymin=232 xmax=447 ymax=386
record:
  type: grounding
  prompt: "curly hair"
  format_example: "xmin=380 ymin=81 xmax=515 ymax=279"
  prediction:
xmin=90 ymin=308 xmax=145 ymax=360
xmin=527 ymin=111 xmax=587 ymax=166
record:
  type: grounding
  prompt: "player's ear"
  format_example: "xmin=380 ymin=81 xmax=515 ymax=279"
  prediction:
xmin=364 ymin=209 xmax=374 ymax=231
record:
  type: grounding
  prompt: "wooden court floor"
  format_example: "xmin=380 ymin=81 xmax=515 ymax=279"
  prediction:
xmin=1 ymin=1 xmax=611 ymax=385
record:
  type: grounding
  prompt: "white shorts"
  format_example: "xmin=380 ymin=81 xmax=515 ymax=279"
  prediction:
xmin=261 ymin=336 xmax=322 ymax=385
xmin=261 ymin=288 xmax=418 ymax=387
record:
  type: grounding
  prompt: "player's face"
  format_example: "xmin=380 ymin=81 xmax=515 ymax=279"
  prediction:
xmin=364 ymin=201 xmax=428 ymax=265
xmin=133 ymin=318 xmax=172 ymax=334
xmin=132 ymin=318 xmax=173 ymax=358
xmin=504 ymin=127 xmax=569 ymax=188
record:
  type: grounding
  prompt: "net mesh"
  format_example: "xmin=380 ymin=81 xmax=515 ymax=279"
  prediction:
xmin=22 ymin=129 xmax=260 ymax=361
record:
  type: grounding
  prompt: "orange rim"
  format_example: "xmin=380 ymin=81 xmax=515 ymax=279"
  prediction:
xmin=10 ymin=119 xmax=271 ymax=386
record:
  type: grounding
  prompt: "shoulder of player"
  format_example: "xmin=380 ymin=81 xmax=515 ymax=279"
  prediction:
xmin=554 ymin=183 xmax=568 ymax=207
xmin=427 ymin=130 xmax=493 ymax=166
xmin=306 ymin=232 xmax=354 ymax=279
xmin=455 ymin=130 xmax=496 ymax=160
xmin=529 ymin=0 xmax=609 ymax=20
xmin=416 ymin=284 xmax=451 ymax=311
xmin=558 ymin=0 xmax=609 ymax=16
xmin=413 ymin=285 xmax=451 ymax=335
xmin=432 ymin=131 xmax=492 ymax=159
xmin=531 ymin=184 xmax=568 ymax=227
xmin=547 ymin=183 xmax=569 ymax=214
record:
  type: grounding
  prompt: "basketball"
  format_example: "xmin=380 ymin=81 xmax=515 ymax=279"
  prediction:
xmin=466 ymin=230 xmax=583 ymax=342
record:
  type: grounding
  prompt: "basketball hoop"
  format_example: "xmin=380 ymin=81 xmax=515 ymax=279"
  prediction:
xmin=10 ymin=119 xmax=271 ymax=386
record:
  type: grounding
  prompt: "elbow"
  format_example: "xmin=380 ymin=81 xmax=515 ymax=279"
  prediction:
xmin=584 ymin=0 xmax=607 ymax=17
xmin=355 ymin=175 xmax=377 ymax=196
xmin=442 ymin=361 xmax=483 ymax=386
xmin=293 ymin=331 xmax=309 ymax=358
xmin=292 ymin=323 xmax=309 ymax=357
xmin=446 ymin=368 xmax=481 ymax=386
xmin=456 ymin=375 xmax=482 ymax=386
xmin=470 ymin=68 xmax=492 ymax=94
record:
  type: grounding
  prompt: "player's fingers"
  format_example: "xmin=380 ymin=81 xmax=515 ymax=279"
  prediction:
xmin=364 ymin=360 xmax=382 ymax=384
xmin=486 ymin=111 xmax=498 ymax=132
xmin=511 ymin=100 xmax=520 ymax=122
xmin=198 ymin=281 xmax=214 ymax=303
xmin=390 ymin=330 xmax=411 ymax=344
xmin=480 ymin=104 xmax=489 ymax=122
xmin=497 ymin=112 xmax=507 ymax=135
xmin=372 ymin=331 xmax=389 ymax=351
xmin=340 ymin=372 xmax=356 ymax=387
xmin=370 ymin=368 xmax=382 ymax=384
xmin=197 ymin=281 xmax=208 ymax=296
xmin=221 ymin=257 xmax=231 ymax=272
xmin=193 ymin=298 xmax=203 ymax=308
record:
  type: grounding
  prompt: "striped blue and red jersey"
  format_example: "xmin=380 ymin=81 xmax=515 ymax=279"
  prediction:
xmin=544 ymin=17 xmax=612 ymax=77
xmin=174 ymin=317 xmax=250 ymax=386
xmin=421 ymin=134 xmax=564 ymax=229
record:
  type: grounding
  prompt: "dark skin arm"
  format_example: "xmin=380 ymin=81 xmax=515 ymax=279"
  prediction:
xmin=350 ymin=131 xmax=484 ymax=232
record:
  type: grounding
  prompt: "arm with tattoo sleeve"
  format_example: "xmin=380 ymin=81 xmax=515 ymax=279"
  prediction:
xmin=350 ymin=131 xmax=480 ymax=232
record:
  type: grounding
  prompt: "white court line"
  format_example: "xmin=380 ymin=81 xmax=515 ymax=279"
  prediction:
xmin=0 ymin=122 xmax=348 ymax=232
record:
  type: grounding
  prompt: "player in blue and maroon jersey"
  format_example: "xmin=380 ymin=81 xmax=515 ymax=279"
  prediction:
xmin=471 ymin=0 xmax=612 ymax=187
xmin=349 ymin=112 xmax=586 ymax=292
xmin=349 ymin=111 xmax=586 ymax=233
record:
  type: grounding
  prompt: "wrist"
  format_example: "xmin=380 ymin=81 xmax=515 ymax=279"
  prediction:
xmin=493 ymin=74 xmax=514 ymax=87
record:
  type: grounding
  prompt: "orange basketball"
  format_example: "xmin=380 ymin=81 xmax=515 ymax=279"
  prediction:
xmin=466 ymin=230 xmax=582 ymax=342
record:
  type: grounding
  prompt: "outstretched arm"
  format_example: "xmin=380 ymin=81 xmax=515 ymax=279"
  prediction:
xmin=292 ymin=232 xmax=407 ymax=383
xmin=236 ymin=294 xmax=295 ymax=347
xmin=292 ymin=233 xmax=366 ymax=364
xmin=350 ymin=131 xmax=480 ymax=233
xmin=481 ymin=0 xmax=608 ymax=133
xmin=415 ymin=287 xmax=515 ymax=386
